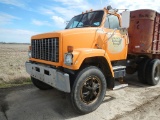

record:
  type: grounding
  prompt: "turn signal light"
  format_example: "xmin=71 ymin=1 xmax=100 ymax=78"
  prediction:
xmin=67 ymin=46 xmax=73 ymax=53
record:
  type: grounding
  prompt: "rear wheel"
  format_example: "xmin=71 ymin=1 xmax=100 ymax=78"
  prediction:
xmin=71 ymin=66 xmax=106 ymax=114
xmin=146 ymin=59 xmax=160 ymax=85
xmin=31 ymin=77 xmax=53 ymax=90
xmin=138 ymin=59 xmax=151 ymax=84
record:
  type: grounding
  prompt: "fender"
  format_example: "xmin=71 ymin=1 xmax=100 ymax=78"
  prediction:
xmin=63 ymin=48 xmax=114 ymax=77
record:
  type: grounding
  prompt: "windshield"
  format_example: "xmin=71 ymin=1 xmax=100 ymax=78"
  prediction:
xmin=65 ymin=11 xmax=104 ymax=29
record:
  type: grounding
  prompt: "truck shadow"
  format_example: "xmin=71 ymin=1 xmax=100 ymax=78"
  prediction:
xmin=124 ymin=73 xmax=151 ymax=88
xmin=31 ymin=89 xmax=116 ymax=119
xmin=103 ymin=95 xmax=116 ymax=103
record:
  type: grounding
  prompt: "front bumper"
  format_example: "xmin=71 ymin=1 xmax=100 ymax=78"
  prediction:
xmin=25 ymin=62 xmax=70 ymax=93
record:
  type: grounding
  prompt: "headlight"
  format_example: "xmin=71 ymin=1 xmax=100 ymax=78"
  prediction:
xmin=28 ymin=50 xmax=31 ymax=58
xmin=64 ymin=53 xmax=73 ymax=65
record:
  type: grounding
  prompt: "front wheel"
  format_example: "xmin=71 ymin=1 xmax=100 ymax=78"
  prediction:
xmin=71 ymin=66 xmax=106 ymax=114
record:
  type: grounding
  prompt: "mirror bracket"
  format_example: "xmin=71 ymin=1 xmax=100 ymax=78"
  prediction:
xmin=119 ymin=28 xmax=127 ymax=35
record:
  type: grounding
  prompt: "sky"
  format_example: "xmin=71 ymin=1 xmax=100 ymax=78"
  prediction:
xmin=0 ymin=0 xmax=160 ymax=43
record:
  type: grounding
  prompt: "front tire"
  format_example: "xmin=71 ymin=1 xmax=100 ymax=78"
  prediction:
xmin=31 ymin=77 xmax=53 ymax=90
xmin=146 ymin=59 xmax=160 ymax=85
xmin=71 ymin=66 xmax=106 ymax=114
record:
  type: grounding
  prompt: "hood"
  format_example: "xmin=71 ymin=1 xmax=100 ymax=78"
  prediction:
xmin=31 ymin=28 xmax=98 ymax=61
xmin=60 ymin=28 xmax=97 ymax=53
xmin=31 ymin=27 xmax=97 ymax=40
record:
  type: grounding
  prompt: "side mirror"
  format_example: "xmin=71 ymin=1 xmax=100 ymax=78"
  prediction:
xmin=121 ymin=11 xmax=130 ymax=28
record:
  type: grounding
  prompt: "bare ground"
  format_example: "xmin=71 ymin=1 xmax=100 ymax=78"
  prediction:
xmin=0 ymin=74 xmax=160 ymax=120
xmin=116 ymin=95 xmax=160 ymax=120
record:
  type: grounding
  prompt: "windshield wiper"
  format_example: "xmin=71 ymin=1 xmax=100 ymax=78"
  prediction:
xmin=76 ymin=25 xmax=91 ymax=28
xmin=76 ymin=24 xmax=98 ymax=28
xmin=83 ymin=25 xmax=91 ymax=27
xmin=83 ymin=24 xmax=98 ymax=27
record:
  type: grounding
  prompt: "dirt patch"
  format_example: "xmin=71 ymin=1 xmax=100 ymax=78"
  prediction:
xmin=111 ymin=95 xmax=160 ymax=120
xmin=0 ymin=89 xmax=10 ymax=120
xmin=1 ymin=100 xmax=9 ymax=120
xmin=0 ymin=84 xmax=33 ymax=120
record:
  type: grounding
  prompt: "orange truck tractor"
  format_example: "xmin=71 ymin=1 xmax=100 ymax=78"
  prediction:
xmin=25 ymin=6 xmax=160 ymax=114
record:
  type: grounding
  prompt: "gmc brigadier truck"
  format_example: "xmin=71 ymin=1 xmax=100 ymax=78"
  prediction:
xmin=25 ymin=6 xmax=160 ymax=114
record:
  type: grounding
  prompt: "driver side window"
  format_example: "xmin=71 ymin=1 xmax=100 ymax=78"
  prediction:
xmin=105 ymin=14 xmax=120 ymax=29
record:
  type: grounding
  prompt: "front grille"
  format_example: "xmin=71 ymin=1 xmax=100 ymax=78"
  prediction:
xmin=31 ymin=38 xmax=59 ymax=62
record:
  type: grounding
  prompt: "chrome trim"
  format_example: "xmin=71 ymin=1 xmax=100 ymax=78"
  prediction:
xmin=31 ymin=37 xmax=59 ymax=62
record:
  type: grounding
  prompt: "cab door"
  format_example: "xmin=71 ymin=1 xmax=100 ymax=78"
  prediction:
xmin=103 ymin=14 xmax=128 ymax=61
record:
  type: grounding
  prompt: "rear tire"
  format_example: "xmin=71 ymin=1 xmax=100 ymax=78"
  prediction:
xmin=138 ymin=59 xmax=151 ymax=84
xmin=31 ymin=77 xmax=53 ymax=90
xmin=146 ymin=59 xmax=160 ymax=85
xmin=71 ymin=66 xmax=106 ymax=114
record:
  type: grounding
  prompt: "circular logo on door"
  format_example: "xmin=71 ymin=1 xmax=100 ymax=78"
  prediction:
xmin=107 ymin=35 xmax=124 ymax=53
